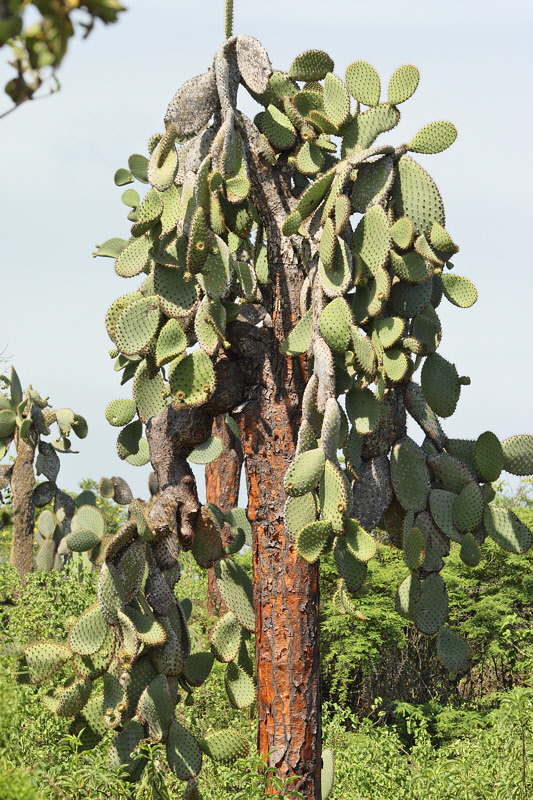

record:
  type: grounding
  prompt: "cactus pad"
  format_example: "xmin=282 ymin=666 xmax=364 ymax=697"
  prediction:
xmin=390 ymin=437 xmax=430 ymax=512
xmin=295 ymin=520 xmax=332 ymax=563
xmin=437 ymin=625 xmax=471 ymax=672
xmin=22 ymin=642 xmax=72 ymax=684
xmin=225 ymin=661 xmax=255 ymax=709
xmin=210 ymin=611 xmax=242 ymax=663
xmin=169 ymin=350 xmax=215 ymax=407
xmin=413 ymin=573 xmax=448 ymax=635
xmin=388 ymin=64 xmax=419 ymax=105
xmin=319 ymin=298 xmax=352 ymax=353
xmin=409 ymin=121 xmax=457 ymax=155
xmin=214 ymin=559 xmax=255 ymax=632
xmin=392 ymin=156 xmax=444 ymax=237
xmin=333 ymin=536 xmax=368 ymax=593
xmin=441 ymin=274 xmax=477 ymax=308
xmin=501 ymin=435 xmax=533 ymax=476
xmin=198 ymin=728 xmax=250 ymax=764
xmin=344 ymin=518 xmax=377 ymax=562
xmin=345 ymin=61 xmax=380 ymax=106
xmin=474 ymin=431 xmax=503 ymax=482
xmin=284 ymin=447 xmax=326 ymax=496
xmin=289 ymin=50 xmax=334 ymax=81
xmin=421 ymin=352 xmax=461 ymax=418
xmin=114 ymin=297 xmax=160 ymax=357
xmin=429 ymin=489 xmax=462 ymax=543
xmin=285 ymin=493 xmax=317 ymax=538
xmin=484 ymin=506 xmax=533 ymax=555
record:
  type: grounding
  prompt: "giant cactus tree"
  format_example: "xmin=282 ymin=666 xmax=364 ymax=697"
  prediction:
xmin=0 ymin=367 xmax=88 ymax=583
xmin=24 ymin=3 xmax=533 ymax=797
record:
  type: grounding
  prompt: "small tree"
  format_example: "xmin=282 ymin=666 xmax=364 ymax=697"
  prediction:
xmin=21 ymin=3 xmax=533 ymax=797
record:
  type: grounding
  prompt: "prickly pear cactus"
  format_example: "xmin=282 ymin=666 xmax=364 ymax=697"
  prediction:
xmin=74 ymin=6 xmax=533 ymax=794
xmin=23 ymin=470 xmax=253 ymax=790
xmin=0 ymin=366 xmax=88 ymax=578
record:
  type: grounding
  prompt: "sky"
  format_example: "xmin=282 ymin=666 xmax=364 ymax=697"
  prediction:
xmin=1 ymin=0 xmax=532 ymax=500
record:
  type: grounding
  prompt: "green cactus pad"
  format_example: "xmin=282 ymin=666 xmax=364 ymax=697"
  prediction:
xmin=352 ymin=104 xmax=400 ymax=150
xmin=72 ymin=627 xmax=116 ymax=680
xmin=474 ymin=431 xmax=503 ymax=482
xmin=501 ymin=435 xmax=533 ymax=476
xmin=390 ymin=217 xmax=415 ymax=250
xmin=382 ymin=348 xmax=409 ymax=382
xmin=98 ymin=562 xmax=125 ymax=624
xmin=392 ymin=155 xmax=445 ymax=237
xmin=429 ymin=489 xmax=462 ymax=543
xmin=389 ymin=276 xmax=433 ymax=318
xmin=388 ymin=64 xmax=420 ymax=105
xmin=128 ymin=153 xmax=149 ymax=183
xmin=390 ymin=250 xmax=430 ymax=285
xmin=148 ymin=133 xmax=178 ymax=192
xmin=409 ymin=121 xmax=457 ymax=155
xmin=166 ymin=720 xmax=203 ymax=781
xmin=430 ymin=222 xmax=459 ymax=254
xmin=22 ymin=642 xmax=72 ymax=684
xmin=458 ymin=531 xmax=481 ymax=568
xmin=200 ymin=236 xmax=233 ymax=300
xmin=289 ymin=50 xmax=334 ymax=81
xmin=441 ymin=273 xmax=477 ymax=308
xmin=169 ymin=350 xmax=216 ymax=407
xmin=187 ymin=436 xmax=224 ymax=465
xmin=132 ymin=360 xmax=166 ymax=424
xmin=403 ymin=526 xmax=425 ymax=571
xmin=333 ymin=536 xmax=368 ymax=593
xmin=452 ymin=482 xmax=483 ymax=533
xmin=295 ymin=140 xmax=324 ymax=175
xmin=345 ymin=387 xmax=381 ymax=435
xmin=105 ymin=399 xmax=137 ymax=428
xmin=390 ymin=438 xmax=430 ymax=512
xmin=284 ymin=493 xmax=317 ymax=538
xmin=126 ymin=437 xmax=150 ymax=467
xmin=210 ymin=611 xmax=242 ymax=664
xmin=115 ymin=235 xmax=152 ymax=278
xmin=295 ymin=520 xmax=332 ymax=563
xmin=421 ymin=352 xmax=461 ymax=418
xmin=56 ymin=677 xmax=93 ymax=717
xmin=124 ymin=607 xmax=166 ymax=646
xmin=374 ymin=317 xmax=404 ymax=349
xmin=95 ymin=237 xmax=128 ymax=259
xmin=319 ymin=218 xmax=337 ymax=269
xmin=0 ymin=409 xmax=16 ymax=438
xmin=344 ymin=518 xmax=377 ymax=562
xmin=182 ymin=652 xmax=215 ymax=688
xmin=154 ymin=263 xmax=199 ymax=319
xmin=345 ymin=61 xmax=380 ymax=106
xmin=320 ymin=399 xmax=342 ymax=460
xmin=136 ymin=674 xmax=174 ymax=742
xmin=214 ymin=559 xmax=255 ymax=632
xmin=262 ymin=104 xmax=296 ymax=150
xmin=413 ymin=573 xmax=448 ymax=635
xmin=109 ymin=721 xmax=146 ymax=780
xmin=409 ymin=303 xmax=442 ymax=355
xmin=437 ymin=625 xmax=471 ymax=672
xmin=350 ymin=328 xmax=376 ymax=376
xmin=198 ymin=728 xmax=250 ymax=765
xmin=395 ymin=573 xmax=421 ymax=619
xmin=319 ymin=298 xmax=352 ymax=353
xmin=484 ymin=506 xmax=533 ymax=554
xmin=35 ymin=538 xmax=56 ymax=571
xmin=155 ymin=319 xmax=187 ymax=367
xmin=352 ymin=205 xmax=390 ymax=278
xmin=225 ymin=661 xmax=255 ymax=709
xmin=114 ymin=297 xmax=160 ymax=357
xmin=294 ymin=167 xmax=336 ymax=222
xmin=280 ymin=309 xmax=312 ymax=356
xmin=403 ymin=381 xmax=446 ymax=448
xmin=319 ymin=459 xmax=350 ymax=533
xmin=186 ymin=207 xmax=211 ymax=273
xmin=160 ymin=185 xmax=182 ymax=235
xmin=66 ymin=529 xmax=101 ymax=553
xmin=428 ymin=451 xmax=477 ymax=494
xmin=284 ymin=447 xmax=326 ymax=496
xmin=323 ymin=73 xmax=350 ymax=128
xmin=351 ymin=155 xmax=394 ymax=214
xmin=319 ymin=237 xmax=353 ymax=298
xmin=37 ymin=509 xmax=56 ymax=538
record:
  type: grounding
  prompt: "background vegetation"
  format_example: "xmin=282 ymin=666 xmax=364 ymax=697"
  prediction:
xmin=0 ymin=479 xmax=532 ymax=799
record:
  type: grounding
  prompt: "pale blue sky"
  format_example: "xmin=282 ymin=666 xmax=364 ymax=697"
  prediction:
xmin=1 ymin=0 xmax=532 ymax=498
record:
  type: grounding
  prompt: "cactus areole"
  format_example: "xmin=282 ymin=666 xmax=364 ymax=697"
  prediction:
xmin=16 ymin=17 xmax=533 ymax=800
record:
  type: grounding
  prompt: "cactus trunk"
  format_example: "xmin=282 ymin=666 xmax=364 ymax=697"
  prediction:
xmin=206 ymin=414 xmax=243 ymax=616
xmin=10 ymin=427 xmax=37 ymax=585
